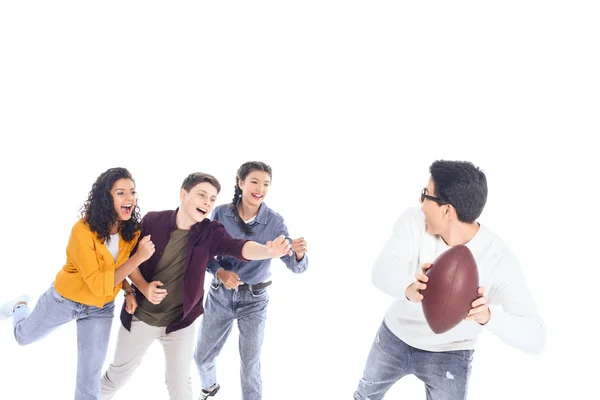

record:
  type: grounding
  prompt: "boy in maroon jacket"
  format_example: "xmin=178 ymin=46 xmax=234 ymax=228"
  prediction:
xmin=100 ymin=172 xmax=292 ymax=400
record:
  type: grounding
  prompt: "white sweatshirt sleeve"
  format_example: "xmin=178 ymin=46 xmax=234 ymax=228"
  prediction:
xmin=484 ymin=254 xmax=547 ymax=354
xmin=372 ymin=209 xmax=420 ymax=299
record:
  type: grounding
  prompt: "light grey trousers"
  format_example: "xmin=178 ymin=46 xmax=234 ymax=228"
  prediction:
xmin=100 ymin=316 xmax=195 ymax=400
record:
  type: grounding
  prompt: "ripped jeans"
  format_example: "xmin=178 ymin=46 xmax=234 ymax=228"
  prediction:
xmin=354 ymin=320 xmax=474 ymax=400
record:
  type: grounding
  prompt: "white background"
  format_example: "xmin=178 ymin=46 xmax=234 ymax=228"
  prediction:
xmin=0 ymin=1 xmax=598 ymax=399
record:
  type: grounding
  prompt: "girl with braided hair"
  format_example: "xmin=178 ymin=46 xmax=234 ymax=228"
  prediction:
xmin=194 ymin=161 xmax=309 ymax=400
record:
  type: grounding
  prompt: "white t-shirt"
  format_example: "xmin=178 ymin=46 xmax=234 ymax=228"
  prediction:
xmin=105 ymin=233 xmax=120 ymax=262
xmin=373 ymin=207 xmax=545 ymax=354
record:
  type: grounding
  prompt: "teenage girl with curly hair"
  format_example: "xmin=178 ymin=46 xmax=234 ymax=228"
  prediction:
xmin=0 ymin=167 xmax=155 ymax=400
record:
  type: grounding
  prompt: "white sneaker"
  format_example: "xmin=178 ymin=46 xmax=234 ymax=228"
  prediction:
xmin=0 ymin=295 xmax=31 ymax=320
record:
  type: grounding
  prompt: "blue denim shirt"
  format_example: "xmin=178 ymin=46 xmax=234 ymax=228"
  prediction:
xmin=207 ymin=203 xmax=308 ymax=284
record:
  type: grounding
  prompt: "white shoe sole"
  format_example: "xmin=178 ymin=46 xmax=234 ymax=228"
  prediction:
xmin=0 ymin=294 xmax=31 ymax=320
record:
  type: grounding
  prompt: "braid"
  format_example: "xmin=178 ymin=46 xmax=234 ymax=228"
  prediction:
xmin=231 ymin=180 xmax=254 ymax=234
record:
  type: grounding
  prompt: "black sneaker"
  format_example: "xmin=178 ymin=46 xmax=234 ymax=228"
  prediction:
xmin=198 ymin=384 xmax=220 ymax=400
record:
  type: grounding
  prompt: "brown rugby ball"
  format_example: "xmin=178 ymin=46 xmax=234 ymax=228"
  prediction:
xmin=421 ymin=245 xmax=479 ymax=334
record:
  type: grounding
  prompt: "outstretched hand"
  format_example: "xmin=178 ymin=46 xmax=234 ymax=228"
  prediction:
xmin=266 ymin=235 xmax=292 ymax=258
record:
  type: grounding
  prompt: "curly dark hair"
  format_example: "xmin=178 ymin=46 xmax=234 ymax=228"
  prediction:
xmin=231 ymin=161 xmax=272 ymax=234
xmin=79 ymin=167 xmax=141 ymax=243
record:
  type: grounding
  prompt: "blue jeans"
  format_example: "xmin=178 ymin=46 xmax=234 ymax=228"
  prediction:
xmin=194 ymin=279 xmax=269 ymax=400
xmin=13 ymin=284 xmax=115 ymax=400
xmin=354 ymin=321 xmax=474 ymax=400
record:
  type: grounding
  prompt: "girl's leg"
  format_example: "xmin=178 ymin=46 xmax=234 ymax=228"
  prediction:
xmin=13 ymin=285 xmax=76 ymax=345
xmin=74 ymin=301 xmax=115 ymax=400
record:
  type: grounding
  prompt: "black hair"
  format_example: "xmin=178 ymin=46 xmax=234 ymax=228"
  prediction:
xmin=231 ymin=161 xmax=272 ymax=234
xmin=80 ymin=167 xmax=141 ymax=242
xmin=429 ymin=160 xmax=488 ymax=223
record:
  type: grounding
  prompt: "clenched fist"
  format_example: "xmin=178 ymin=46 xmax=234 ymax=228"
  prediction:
xmin=137 ymin=235 xmax=155 ymax=262
xmin=291 ymin=237 xmax=307 ymax=261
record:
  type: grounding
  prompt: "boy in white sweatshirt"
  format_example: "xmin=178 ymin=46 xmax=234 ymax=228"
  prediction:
xmin=354 ymin=160 xmax=546 ymax=400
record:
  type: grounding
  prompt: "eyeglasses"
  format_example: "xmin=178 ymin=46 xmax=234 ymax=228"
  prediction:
xmin=420 ymin=187 xmax=447 ymax=205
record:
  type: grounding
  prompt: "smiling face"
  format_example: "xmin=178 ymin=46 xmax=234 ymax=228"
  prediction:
xmin=238 ymin=170 xmax=271 ymax=207
xmin=110 ymin=178 xmax=136 ymax=221
xmin=179 ymin=182 xmax=218 ymax=225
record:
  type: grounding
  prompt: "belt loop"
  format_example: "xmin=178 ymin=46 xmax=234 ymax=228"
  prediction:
xmin=249 ymin=284 xmax=253 ymax=292
xmin=234 ymin=286 xmax=238 ymax=293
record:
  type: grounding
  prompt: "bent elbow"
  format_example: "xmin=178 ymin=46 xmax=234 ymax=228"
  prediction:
xmin=530 ymin=327 xmax=547 ymax=355
xmin=522 ymin=321 xmax=547 ymax=355
xmin=371 ymin=273 xmax=392 ymax=296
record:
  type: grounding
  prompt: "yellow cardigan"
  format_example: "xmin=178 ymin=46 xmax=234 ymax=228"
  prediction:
xmin=54 ymin=219 xmax=141 ymax=307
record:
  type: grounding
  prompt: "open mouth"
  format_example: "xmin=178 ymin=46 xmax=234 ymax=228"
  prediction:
xmin=121 ymin=205 xmax=133 ymax=215
xmin=197 ymin=207 xmax=207 ymax=216
xmin=251 ymin=193 xmax=263 ymax=200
